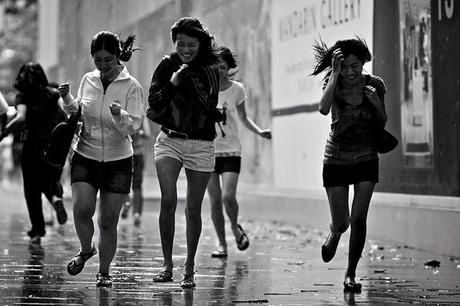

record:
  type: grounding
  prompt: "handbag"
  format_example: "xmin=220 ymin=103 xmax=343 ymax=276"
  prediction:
xmin=44 ymin=105 xmax=81 ymax=172
xmin=375 ymin=128 xmax=398 ymax=154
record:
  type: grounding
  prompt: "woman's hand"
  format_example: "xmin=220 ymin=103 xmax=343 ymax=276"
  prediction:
xmin=331 ymin=49 xmax=343 ymax=75
xmin=170 ymin=64 xmax=189 ymax=86
xmin=58 ymin=82 xmax=70 ymax=98
xmin=364 ymin=85 xmax=380 ymax=106
xmin=109 ymin=100 xmax=122 ymax=116
xmin=259 ymin=129 xmax=272 ymax=139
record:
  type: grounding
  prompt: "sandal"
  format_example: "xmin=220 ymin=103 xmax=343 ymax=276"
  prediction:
xmin=67 ymin=244 xmax=97 ymax=276
xmin=211 ymin=249 xmax=228 ymax=258
xmin=343 ymin=277 xmax=362 ymax=293
xmin=180 ymin=274 xmax=196 ymax=288
xmin=152 ymin=270 xmax=173 ymax=282
xmin=235 ymin=224 xmax=250 ymax=251
xmin=96 ymin=273 xmax=112 ymax=287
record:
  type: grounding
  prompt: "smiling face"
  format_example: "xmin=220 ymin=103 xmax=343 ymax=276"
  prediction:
xmin=175 ymin=33 xmax=200 ymax=63
xmin=93 ymin=49 xmax=119 ymax=79
xmin=340 ymin=54 xmax=363 ymax=85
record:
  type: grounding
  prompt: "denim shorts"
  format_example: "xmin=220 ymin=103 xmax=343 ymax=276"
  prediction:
xmin=71 ymin=152 xmax=133 ymax=193
xmin=154 ymin=131 xmax=215 ymax=172
xmin=323 ymin=159 xmax=379 ymax=187
xmin=214 ymin=156 xmax=241 ymax=174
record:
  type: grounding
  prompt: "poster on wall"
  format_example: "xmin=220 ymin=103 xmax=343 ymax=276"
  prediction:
xmin=399 ymin=0 xmax=434 ymax=168
xmin=272 ymin=0 xmax=374 ymax=110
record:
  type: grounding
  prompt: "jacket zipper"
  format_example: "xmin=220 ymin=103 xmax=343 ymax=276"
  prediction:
xmin=100 ymin=87 xmax=106 ymax=161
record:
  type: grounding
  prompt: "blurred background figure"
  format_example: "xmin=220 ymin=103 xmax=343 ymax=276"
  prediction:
xmin=7 ymin=62 xmax=68 ymax=244
xmin=120 ymin=117 xmax=151 ymax=226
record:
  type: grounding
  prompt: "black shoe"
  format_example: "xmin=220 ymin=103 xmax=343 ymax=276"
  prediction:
xmin=321 ymin=232 xmax=340 ymax=263
xmin=53 ymin=199 xmax=67 ymax=225
xmin=120 ymin=202 xmax=130 ymax=219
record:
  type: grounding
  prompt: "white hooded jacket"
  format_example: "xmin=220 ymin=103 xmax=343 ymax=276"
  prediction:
xmin=62 ymin=66 xmax=144 ymax=162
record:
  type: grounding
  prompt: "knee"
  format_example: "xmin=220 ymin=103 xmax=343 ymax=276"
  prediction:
xmin=97 ymin=216 xmax=117 ymax=231
xmin=185 ymin=205 xmax=201 ymax=220
xmin=350 ymin=216 xmax=367 ymax=230
xmin=160 ymin=196 xmax=176 ymax=212
xmin=222 ymin=194 xmax=237 ymax=206
xmin=73 ymin=205 xmax=92 ymax=221
xmin=332 ymin=218 xmax=350 ymax=234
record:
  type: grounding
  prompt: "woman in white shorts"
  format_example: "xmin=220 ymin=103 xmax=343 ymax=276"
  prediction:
xmin=147 ymin=17 xmax=221 ymax=288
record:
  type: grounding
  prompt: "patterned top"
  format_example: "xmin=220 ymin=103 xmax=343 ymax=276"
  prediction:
xmin=324 ymin=74 xmax=386 ymax=165
xmin=147 ymin=52 xmax=220 ymax=141
xmin=214 ymin=81 xmax=246 ymax=156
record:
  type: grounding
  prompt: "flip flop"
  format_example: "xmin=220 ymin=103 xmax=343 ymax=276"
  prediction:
xmin=343 ymin=277 xmax=362 ymax=293
xmin=235 ymin=224 xmax=250 ymax=251
xmin=211 ymin=249 xmax=228 ymax=258
xmin=180 ymin=274 xmax=196 ymax=288
xmin=67 ymin=244 xmax=97 ymax=276
xmin=152 ymin=270 xmax=173 ymax=282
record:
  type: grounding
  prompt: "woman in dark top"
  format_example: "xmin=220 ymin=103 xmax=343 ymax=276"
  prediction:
xmin=147 ymin=17 xmax=220 ymax=288
xmin=7 ymin=62 xmax=68 ymax=243
xmin=311 ymin=37 xmax=387 ymax=292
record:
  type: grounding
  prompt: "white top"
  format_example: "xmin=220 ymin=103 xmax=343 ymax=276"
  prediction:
xmin=62 ymin=66 xmax=145 ymax=162
xmin=214 ymin=81 xmax=246 ymax=156
xmin=0 ymin=91 xmax=8 ymax=115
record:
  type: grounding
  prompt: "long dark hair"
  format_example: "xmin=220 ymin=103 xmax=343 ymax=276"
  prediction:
xmin=90 ymin=31 xmax=139 ymax=62
xmin=14 ymin=62 xmax=49 ymax=93
xmin=216 ymin=46 xmax=237 ymax=69
xmin=311 ymin=36 xmax=372 ymax=82
xmin=170 ymin=17 xmax=218 ymax=65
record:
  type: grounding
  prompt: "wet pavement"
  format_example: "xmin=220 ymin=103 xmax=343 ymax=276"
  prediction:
xmin=1 ymin=183 xmax=460 ymax=305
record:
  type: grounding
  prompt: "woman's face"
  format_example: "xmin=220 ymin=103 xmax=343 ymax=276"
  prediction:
xmin=340 ymin=54 xmax=363 ymax=85
xmin=93 ymin=49 xmax=119 ymax=78
xmin=217 ymin=58 xmax=229 ymax=81
xmin=175 ymin=33 xmax=200 ymax=63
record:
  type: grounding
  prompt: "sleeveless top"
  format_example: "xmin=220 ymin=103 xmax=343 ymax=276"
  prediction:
xmin=323 ymin=74 xmax=386 ymax=165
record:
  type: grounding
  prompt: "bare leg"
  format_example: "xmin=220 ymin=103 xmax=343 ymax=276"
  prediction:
xmin=72 ymin=182 xmax=98 ymax=254
xmin=220 ymin=172 xmax=241 ymax=238
xmin=97 ymin=191 xmax=125 ymax=275
xmin=184 ymin=168 xmax=211 ymax=276
xmin=207 ymin=173 xmax=226 ymax=250
xmin=322 ymin=186 xmax=350 ymax=262
xmin=346 ymin=181 xmax=375 ymax=281
xmin=155 ymin=157 xmax=182 ymax=272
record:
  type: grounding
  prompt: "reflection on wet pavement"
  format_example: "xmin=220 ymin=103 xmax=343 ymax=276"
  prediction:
xmin=0 ymin=187 xmax=459 ymax=305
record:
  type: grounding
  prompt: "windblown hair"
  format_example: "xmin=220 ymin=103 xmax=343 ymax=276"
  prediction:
xmin=170 ymin=17 xmax=218 ymax=65
xmin=311 ymin=36 xmax=372 ymax=81
xmin=90 ymin=31 xmax=139 ymax=62
xmin=14 ymin=62 xmax=49 ymax=93
xmin=216 ymin=46 xmax=237 ymax=69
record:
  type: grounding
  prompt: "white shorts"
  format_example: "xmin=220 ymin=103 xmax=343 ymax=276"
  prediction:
xmin=154 ymin=131 xmax=215 ymax=172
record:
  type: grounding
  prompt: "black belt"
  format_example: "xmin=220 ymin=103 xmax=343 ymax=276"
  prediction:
xmin=161 ymin=127 xmax=190 ymax=139
xmin=161 ymin=126 xmax=214 ymax=141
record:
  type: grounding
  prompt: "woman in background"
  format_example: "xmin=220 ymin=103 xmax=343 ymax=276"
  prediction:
xmin=207 ymin=46 xmax=271 ymax=258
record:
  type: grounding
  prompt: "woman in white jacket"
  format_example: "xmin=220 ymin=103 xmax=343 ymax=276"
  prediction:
xmin=58 ymin=31 xmax=144 ymax=287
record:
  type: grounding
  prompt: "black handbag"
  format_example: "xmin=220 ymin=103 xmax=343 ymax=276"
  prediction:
xmin=375 ymin=128 xmax=398 ymax=154
xmin=44 ymin=105 xmax=81 ymax=173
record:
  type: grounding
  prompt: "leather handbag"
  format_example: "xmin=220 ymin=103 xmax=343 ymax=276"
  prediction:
xmin=375 ymin=128 xmax=398 ymax=154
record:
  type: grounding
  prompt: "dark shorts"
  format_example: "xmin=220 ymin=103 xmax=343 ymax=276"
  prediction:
xmin=214 ymin=156 xmax=241 ymax=174
xmin=322 ymin=159 xmax=379 ymax=187
xmin=71 ymin=152 xmax=133 ymax=193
